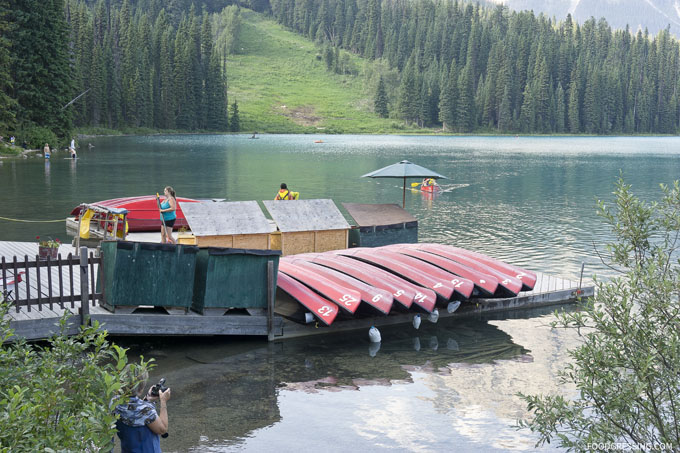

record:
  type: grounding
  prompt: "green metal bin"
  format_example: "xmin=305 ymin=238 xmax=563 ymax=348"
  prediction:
xmin=100 ymin=241 xmax=199 ymax=311
xmin=192 ymin=247 xmax=281 ymax=314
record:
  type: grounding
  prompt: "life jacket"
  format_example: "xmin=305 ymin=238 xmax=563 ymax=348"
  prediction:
xmin=276 ymin=189 xmax=290 ymax=200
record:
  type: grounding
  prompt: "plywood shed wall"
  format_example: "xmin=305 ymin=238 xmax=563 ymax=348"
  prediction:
xmin=180 ymin=201 xmax=276 ymax=250
xmin=263 ymin=199 xmax=350 ymax=256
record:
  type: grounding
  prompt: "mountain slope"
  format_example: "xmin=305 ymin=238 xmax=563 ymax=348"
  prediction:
xmin=226 ymin=10 xmax=403 ymax=134
xmin=488 ymin=0 xmax=680 ymax=36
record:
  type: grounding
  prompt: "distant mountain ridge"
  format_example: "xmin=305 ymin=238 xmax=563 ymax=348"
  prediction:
xmin=485 ymin=0 xmax=680 ymax=36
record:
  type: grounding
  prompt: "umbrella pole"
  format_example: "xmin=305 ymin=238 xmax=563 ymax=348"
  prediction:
xmin=402 ymin=176 xmax=406 ymax=208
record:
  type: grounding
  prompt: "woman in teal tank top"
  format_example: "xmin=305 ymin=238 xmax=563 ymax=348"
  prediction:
xmin=159 ymin=186 xmax=177 ymax=244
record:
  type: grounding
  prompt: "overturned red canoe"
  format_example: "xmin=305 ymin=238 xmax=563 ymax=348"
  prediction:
xmin=285 ymin=258 xmax=394 ymax=315
xmin=299 ymin=253 xmax=417 ymax=310
xmin=432 ymin=245 xmax=536 ymax=291
xmin=413 ymin=244 xmax=523 ymax=296
xmin=386 ymin=245 xmax=499 ymax=297
xmin=373 ymin=247 xmax=475 ymax=299
xmin=279 ymin=261 xmax=362 ymax=315
xmin=335 ymin=248 xmax=457 ymax=302
xmin=70 ymin=195 xmax=200 ymax=232
xmin=276 ymin=272 xmax=338 ymax=326
xmin=303 ymin=254 xmax=437 ymax=313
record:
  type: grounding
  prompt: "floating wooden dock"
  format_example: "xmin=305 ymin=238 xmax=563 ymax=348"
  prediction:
xmin=1 ymin=241 xmax=594 ymax=342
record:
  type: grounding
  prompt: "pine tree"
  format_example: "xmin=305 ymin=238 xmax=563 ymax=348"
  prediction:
xmin=439 ymin=61 xmax=458 ymax=131
xmin=555 ymin=82 xmax=566 ymax=133
xmin=497 ymin=85 xmax=512 ymax=131
xmin=230 ymin=100 xmax=240 ymax=132
xmin=374 ymin=76 xmax=389 ymax=118
xmin=519 ymin=83 xmax=535 ymax=132
xmin=11 ymin=0 xmax=74 ymax=138
xmin=0 ymin=0 xmax=16 ymax=131
xmin=568 ymin=77 xmax=580 ymax=133
xmin=397 ymin=54 xmax=419 ymax=124
xmin=456 ymin=63 xmax=473 ymax=132
xmin=323 ymin=44 xmax=334 ymax=71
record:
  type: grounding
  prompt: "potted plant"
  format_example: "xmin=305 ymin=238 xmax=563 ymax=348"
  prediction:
xmin=36 ymin=236 xmax=60 ymax=260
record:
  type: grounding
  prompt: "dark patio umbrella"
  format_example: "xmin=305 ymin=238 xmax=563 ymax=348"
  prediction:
xmin=361 ymin=160 xmax=448 ymax=208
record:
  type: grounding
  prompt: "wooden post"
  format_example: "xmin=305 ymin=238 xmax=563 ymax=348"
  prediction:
xmin=76 ymin=204 xmax=83 ymax=249
xmin=267 ymin=260 xmax=275 ymax=341
xmin=79 ymin=246 xmax=89 ymax=326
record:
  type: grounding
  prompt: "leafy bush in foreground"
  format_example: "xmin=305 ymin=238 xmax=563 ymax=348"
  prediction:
xmin=0 ymin=300 xmax=151 ymax=451
xmin=519 ymin=178 xmax=680 ymax=451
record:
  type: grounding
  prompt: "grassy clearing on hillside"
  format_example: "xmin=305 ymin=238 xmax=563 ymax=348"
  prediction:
xmin=227 ymin=10 xmax=424 ymax=134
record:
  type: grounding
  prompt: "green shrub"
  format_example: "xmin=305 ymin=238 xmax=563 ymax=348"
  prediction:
xmin=519 ymin=178 xmax=680 ymax=450
xmin=17 ymin=126 xmax=58 ymax=150
xmin=0 ymin=300 xmax=152 ymax=451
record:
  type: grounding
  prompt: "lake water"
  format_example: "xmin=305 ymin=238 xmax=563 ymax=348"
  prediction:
xmin=2 ymin=135 xmax=680 ymax=451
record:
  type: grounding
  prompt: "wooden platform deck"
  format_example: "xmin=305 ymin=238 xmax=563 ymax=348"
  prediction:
xmin=1 ymin=241 xmax=594 ymax=342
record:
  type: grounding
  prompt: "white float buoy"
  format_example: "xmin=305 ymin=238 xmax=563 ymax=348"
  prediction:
xmin=304 ymin=312 xmax=315 ymax=323
xmin=447 ymin=301 xmax=461 ymax=314
xmin=368 ymin=326 xmax=381 ymax=343
xmin=428 ymin=308 xmax=440 ymax=323
xmin=412 ymin=314 xmax=421 ymax=329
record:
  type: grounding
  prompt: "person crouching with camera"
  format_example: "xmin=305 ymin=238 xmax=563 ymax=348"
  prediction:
xmin=114 ymin=369 xmax=171 ymax=453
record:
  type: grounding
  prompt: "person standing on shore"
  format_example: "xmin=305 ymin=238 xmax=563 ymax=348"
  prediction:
xmin=43 ymin=143 xmax=50 ymax=159
xmin=159 ymin=186 xmax=177 ymax=244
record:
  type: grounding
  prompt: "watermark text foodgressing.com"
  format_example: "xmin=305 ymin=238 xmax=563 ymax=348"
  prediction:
xmin=584 ymin=442 xmax=673 ymax=451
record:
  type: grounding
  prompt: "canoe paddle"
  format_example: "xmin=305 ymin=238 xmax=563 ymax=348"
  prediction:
xmin=156 ymin=192 xmax=167 ymax=242
xmin=411 ymin=182 xmax=422 ymax=187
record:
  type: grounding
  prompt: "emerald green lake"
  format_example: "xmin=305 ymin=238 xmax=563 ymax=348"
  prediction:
xmin=2 ymin=135 xmax=680 ymax=451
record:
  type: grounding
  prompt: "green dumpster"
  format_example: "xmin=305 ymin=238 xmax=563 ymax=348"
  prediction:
xmin=99 ymin=240 xmax=136 ymax=310
xmin=100 ymin=241 xmax=199 ymax=311
xmin=192 ymin=247 xmax=281 ymax=314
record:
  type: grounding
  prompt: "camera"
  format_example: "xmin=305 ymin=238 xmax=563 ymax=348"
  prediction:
xmin=149 ymin=378 xmax=167 ymax=397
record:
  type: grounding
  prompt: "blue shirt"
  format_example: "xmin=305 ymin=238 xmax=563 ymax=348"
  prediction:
xmin=114 ymin=397 xmax=161 ymax=453
xmin=160 ymin=200 xmax=176 ymax=222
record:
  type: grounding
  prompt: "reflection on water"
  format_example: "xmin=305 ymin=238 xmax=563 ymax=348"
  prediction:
xmin=117 ymin=308 xmax=574 ymax=452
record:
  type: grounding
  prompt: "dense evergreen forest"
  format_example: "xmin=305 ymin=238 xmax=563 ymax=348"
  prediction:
xmin=270 ymin=0 xmax=680 ymax=134
xmin=2 ymin=0 xmax=680 ymax=143
xmin=1 ymin=0 xmax=236 ymax=145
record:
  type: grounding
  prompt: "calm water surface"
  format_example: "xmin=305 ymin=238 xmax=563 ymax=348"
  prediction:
xmin=2 ymin=135 xmax=680 ymax=451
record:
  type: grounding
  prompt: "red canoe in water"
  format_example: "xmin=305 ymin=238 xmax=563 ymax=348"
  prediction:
xmin=70 ymin=195 xmax=200 ymax=232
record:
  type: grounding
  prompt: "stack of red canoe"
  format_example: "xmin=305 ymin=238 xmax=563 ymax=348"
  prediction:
xmin=276 ymin=243 xmax=536 ymax=326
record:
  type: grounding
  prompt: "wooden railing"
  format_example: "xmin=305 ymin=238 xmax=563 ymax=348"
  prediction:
xmin=1 ymin=247 xmax=102 ymax=324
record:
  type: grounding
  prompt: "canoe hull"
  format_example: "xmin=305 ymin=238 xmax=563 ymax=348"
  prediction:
xmin=70 ymin=195 xmax=199 ymax=232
